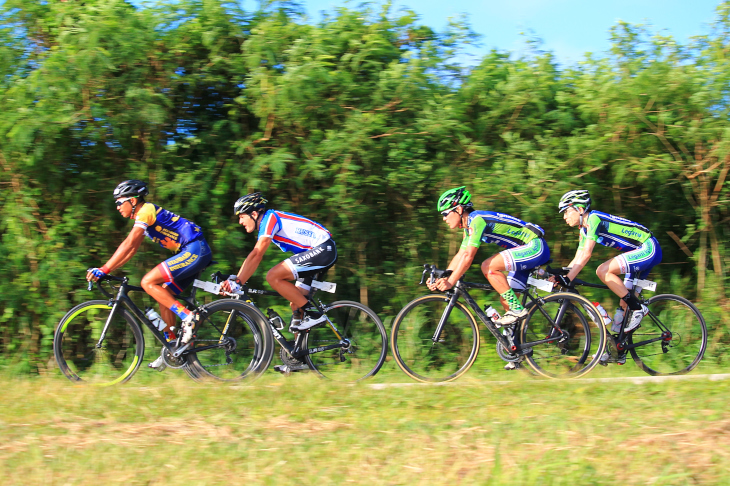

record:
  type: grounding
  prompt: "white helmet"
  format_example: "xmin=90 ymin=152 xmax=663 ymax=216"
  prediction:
xmin=558 ymin=190 xmax=591 ymax=213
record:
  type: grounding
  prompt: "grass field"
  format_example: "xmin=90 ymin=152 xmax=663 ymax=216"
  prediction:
xmin=2 ymin=360 xmax=730 ymax=486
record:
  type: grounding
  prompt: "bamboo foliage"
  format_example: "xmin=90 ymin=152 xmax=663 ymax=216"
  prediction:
xmin=0 ymin=0 xmax=729 ymax=371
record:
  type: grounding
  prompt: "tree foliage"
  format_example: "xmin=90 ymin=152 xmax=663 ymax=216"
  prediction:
xmin=1 ymin=0 xmax=729 ymax=372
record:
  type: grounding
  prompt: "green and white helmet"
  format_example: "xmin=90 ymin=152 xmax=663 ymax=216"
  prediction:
xmin=437 ymin=186 xmax=472 ymax=213
xmin=558 ymin=189 xmax=591 ymax=213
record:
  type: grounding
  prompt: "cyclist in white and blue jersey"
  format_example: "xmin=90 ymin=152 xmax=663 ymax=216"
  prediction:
xmin=555 ymin=190 xmax=663 ymax=333
xmin=220 ymin=192 xmax=337 ymax=330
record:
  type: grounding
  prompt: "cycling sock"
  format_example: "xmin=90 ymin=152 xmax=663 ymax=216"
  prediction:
xmin=621 ymin=292 xmax=642 ymax=311
xmin=170 ymin=302 xmax=191 ymax=320
xmin=500 ymin=289 xmax=525 ymax=312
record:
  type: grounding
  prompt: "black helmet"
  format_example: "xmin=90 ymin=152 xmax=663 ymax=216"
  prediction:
xmin=234 ymin=192 xmax=267 ymax=215
xmin=113 ymin=179 xmax=149 ymax=199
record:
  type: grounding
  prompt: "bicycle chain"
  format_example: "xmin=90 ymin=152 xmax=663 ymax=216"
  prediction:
xmin=191 ymin=338 xmax=235 ymax=368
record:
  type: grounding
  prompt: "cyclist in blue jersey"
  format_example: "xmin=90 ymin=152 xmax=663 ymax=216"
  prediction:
xmin=427 ymin=187 xmax=551 ymax=327
xmin=220 ymin=192 xmax=338 ymax=331
xmin=555 ymin=189 xmax=663 ymax=333
xmin=86 ymin=180 xmax=213 ymax=369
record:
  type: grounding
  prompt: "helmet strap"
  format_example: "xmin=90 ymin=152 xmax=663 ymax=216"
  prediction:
xmin=458 ymin=207 xmax=467 ymax=229
xmin=130 ymin=197 xmax=141 ymax=219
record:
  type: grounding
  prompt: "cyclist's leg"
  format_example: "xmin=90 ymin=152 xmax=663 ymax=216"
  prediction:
xmin=141 ymin=239 xmax=212 ymax=335
xmin=506 ymin=237 xmax=551 ymax=293
xmin=268 ymin=239 xmax=338 ymax=316
xmin=480 ymin=253 xmax=510 ymax=312
xmin=487 ymin=238 xmax=550 ymax=324
xmin=598 ymin=237 xmax=662 ymax=303
xmin=598 ymin=238 xmax=662 ymax=328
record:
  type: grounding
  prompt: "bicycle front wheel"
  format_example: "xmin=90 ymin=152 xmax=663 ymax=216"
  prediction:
xmin=520 ymin=293 xmax=606 ymax=379
xmin=186 ymin=300 xmax=274 ymax=381
xmin=391 ymin=295 xmax=480 ymax=382
xmin=304 ymin=301 xmax=387 ymax=382
xmin=629 ymin=294 xmax=707 ymax=375
xmin=54 ymin=300 xmax=144 ymax=386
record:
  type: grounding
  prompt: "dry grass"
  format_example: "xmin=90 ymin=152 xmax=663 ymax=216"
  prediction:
xmin=0 ymin=370 xmax=729 ymax=485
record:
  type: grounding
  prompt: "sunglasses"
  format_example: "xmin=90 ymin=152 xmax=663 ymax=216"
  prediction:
xmin=115 ymin=197 xmax=135 ymax=207
xmin=441 ymin=208 xmax=457 ymax=218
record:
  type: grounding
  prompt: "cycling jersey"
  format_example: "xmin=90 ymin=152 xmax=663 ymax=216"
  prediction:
xmin=258 ymin=210 xmax=332 ymax=254
xmin=460 ymin=211 xmax=543 ymax=250
xmin=134 ymin=203 xmax=203 ymax=252
xmin=578 ymin=211 xmax=652 ymax=252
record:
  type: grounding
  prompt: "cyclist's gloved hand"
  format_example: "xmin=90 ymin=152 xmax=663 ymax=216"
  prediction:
xmin=88 ymin=267 xmax=107 ymax=279
xmin=221 ymin=275 xmax=243 ymax=294
xmin=555 ymin=275 xmax=571 ymax=287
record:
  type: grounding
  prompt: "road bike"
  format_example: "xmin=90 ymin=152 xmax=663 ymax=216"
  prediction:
xmin=54 ymin=273 xmax=273 ymax=385
xmin=193 ymin=272 xmax=388 ymax=382
xmin=390 ymin=264 xmax=607 ymax=382
xmin=557 ymin=268 xmax=707 ymax=375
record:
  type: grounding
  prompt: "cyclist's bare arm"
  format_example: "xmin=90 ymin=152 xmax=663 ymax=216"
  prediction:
xmin=565 ymin=238 xmax=595 ymax=281
xmin=86 ymin=227 xmax=145 ymax=281
xmin=428 ymin=246 xmax=477 ymax=291
xmin=222 ymin=236 xmax=272 ymax=291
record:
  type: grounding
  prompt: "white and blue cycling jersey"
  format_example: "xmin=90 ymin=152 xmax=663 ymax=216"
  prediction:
xmin=257 ymin=210 xmax=332 ymax=254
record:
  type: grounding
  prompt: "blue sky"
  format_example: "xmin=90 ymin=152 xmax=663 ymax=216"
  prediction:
xmin=225 ymin=0 xmax=723 ymax=67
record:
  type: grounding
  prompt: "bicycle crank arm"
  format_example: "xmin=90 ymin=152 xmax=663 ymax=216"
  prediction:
xmin=620 ymin=334 xmax=670 ymax=352
xmin=307 ymin=342 xmax=348 ymax=355
xmin=515 ymin=335 xmax=563 ymax=349
xmin=172 ymin=343 xmax=192 ymax=358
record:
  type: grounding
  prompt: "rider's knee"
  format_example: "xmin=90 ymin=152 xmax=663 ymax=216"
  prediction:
xmin=140 ymin=273 xmax=154 ymax=290
xmin=596 ymin=264 xmax=610 ymax=281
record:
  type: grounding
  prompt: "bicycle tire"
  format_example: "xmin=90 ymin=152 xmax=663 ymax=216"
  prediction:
xmin=391 ymin=294 xmax=480 ymax=383
xmin=186 ymin=299 xmax=274 ymax=382
xmin=629 ymin=294 xmax=707 ymax=375
xmin=519 ymin=292 xmax=606 ymax=379
xmin=54 ymin=300 xmax=145 ymax=386
xmin=304 ymin=300 xmax=387 ymax=382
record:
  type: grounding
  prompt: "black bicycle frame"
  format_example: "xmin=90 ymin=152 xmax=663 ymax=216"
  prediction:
xmin=436 ymin=280 xmax=571 ymax=354
xmin=567 ymin=278 xmax=671 ymax=352
xmin=94 ymin=276 xmax=228 ymax=357
xmin=240 ymin=287 xmax=349 ymax=361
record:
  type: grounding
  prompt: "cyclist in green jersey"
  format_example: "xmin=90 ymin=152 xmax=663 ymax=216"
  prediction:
xmin=555 ymin=189 xmax=663 ymax=333
xmin=427 ymin=187 xmax=551 ymax=327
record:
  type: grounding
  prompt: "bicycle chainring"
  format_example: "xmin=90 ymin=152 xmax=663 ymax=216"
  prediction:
xmin=496 ymin=342 xmax=520 ymax=362
xmin=161 ymin=347 xmax=186 ymax=369
xmin=279 ymin=347 xmax=308 ymax=370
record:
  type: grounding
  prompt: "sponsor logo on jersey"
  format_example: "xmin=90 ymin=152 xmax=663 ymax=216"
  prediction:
xmin=620 ymin=227 xmax=644 ymax=239
xmin=295 ymin=228 xmax=316 ymax=238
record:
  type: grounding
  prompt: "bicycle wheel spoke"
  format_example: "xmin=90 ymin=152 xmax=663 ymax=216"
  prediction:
xmin=629 ymin=294 xmax=707 ymax=375
xmin=188 ymin=300 xmax=270 ymax=382
xmin=520 ymin=293 xmax=605 ymax=379
xmin=54 ymin=302 xmax=143 ymax=386
xmin=305 ymin=301 xmax=387 ymax=382
xmin=391 ymin=295 xmax=479 ymax=382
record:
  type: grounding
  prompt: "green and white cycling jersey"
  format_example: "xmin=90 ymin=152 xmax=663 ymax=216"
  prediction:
xmin=460 ymin=211 xmax=543 ymax=250
xmin=460 ymin=211 xmax=550 ymax=290
xmin=578 ymin=211 xmax=652 ymax=252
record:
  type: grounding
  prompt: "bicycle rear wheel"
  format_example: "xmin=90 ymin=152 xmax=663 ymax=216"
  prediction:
xmin=54 ymin=300 xmax=144 ymax=386
xmin=629 ymin=294 xmax=707 ymax=375
xmin=391 ymin=295 xmax=480 ymax=382
xmin=186 ymin=300 xmax=273 ymax=381
xmin=520 ymin=293 xmax=606 ymax=378
xmin=304 ymin=301 xmax=387 ymax=382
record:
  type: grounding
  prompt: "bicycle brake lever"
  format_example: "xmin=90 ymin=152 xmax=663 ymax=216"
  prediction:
xmin=87 ymin=281 xmax=93 ymax=292
xmin=419 ymin=264 xmax=432 ymax=285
